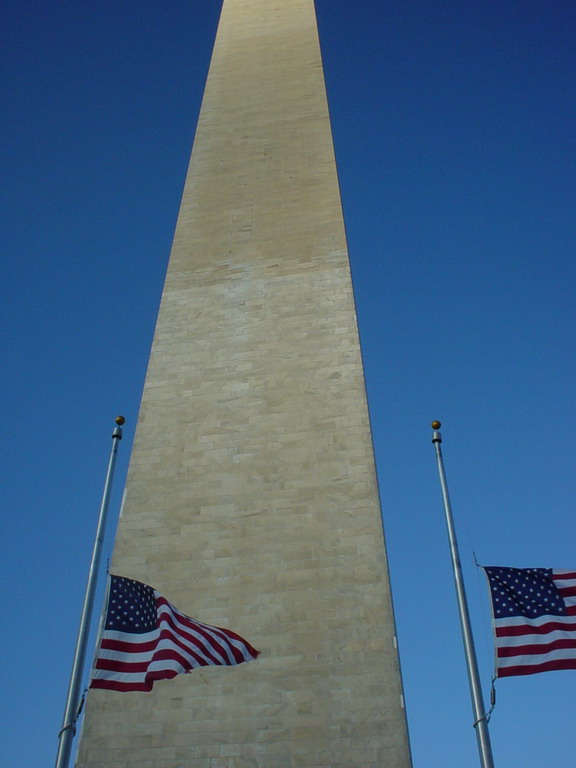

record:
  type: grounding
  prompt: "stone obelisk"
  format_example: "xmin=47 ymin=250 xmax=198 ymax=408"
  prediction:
xmin=76 ymin=0 xmax=412 ymax=765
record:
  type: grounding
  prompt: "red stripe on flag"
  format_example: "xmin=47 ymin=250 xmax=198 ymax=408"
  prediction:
xmin=94 ymin=658 xmax=150 ymax=673
xmin=496 ymin=620 xmax=576 ymax=637
xmin=497 ymin=638 xmax=576 ymax=658
xmin=498 ymin=658 xmax=576 ymax=678
xmin=91 ymin=679 xmax=153 ymax=692
xmin=100 ymin=637 xmax=158 ymax=653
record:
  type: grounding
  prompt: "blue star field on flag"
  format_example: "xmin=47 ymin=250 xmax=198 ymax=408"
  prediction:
xmin=105 ymin=576 xmax=158 ymax=633
xmin=485 ymin=567 xmax=567 ymax=618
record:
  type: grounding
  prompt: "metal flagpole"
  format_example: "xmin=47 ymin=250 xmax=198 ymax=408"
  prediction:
xmin=55 ymin=416 xmax=125 ymax=768
xmin=431 ymin=421 xmax=495 ymax=768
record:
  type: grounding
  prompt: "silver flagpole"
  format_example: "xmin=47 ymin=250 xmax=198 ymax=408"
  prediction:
xmin=431 ymin=421 xmax=495 ymax=768
xmin=55 ymin=416 xmax=125 ymax=768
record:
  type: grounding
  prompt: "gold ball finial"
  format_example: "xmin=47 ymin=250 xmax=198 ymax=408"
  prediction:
xmin=115 ymin=415 xmax=126 ymax=426
xmin=431 ymin=420 xmax=441 ymax=430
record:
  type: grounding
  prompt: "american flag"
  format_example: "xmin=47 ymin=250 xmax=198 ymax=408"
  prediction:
xmin=90 ymin=575 xmax=259 ymax=692
xmin=484 ymin=567 xmax=576 ymax=678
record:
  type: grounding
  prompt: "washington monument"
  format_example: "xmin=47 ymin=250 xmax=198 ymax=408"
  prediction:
xmin=76 ymin=0 xmax=412 ymax=765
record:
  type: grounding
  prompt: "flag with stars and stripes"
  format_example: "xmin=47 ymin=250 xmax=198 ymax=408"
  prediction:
xmin=484 ymin=567 xmax=576 ymax=678
xmin=90 ymin=575 xmax=259 ymax=692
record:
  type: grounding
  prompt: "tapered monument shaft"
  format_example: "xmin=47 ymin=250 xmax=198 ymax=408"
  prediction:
xmin=76 ymin=1 xmax=412 ymax=766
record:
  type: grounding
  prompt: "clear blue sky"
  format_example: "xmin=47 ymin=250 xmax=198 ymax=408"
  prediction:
xmin=2 ymin=1 xmax=575 ymax=766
